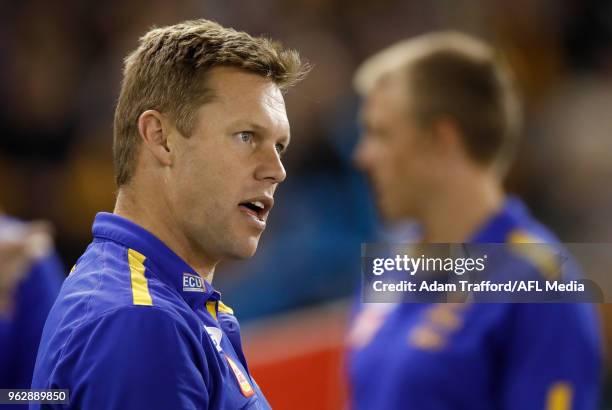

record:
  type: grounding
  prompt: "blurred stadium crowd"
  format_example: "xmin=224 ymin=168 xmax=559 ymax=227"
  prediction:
xmin=1 ymin=0 xmax=611 ymax=401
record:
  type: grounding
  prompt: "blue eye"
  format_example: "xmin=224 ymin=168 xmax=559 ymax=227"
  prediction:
xmin=239 ymin=131 xmax=253 ymax=143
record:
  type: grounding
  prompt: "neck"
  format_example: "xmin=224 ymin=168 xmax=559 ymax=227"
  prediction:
xmin=419 ymin=170 xmax=504 ymax=243
xmin=114 ymin=186 xmax=216 ymax=283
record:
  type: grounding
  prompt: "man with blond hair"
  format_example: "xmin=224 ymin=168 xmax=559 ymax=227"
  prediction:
xmin=32 ymin=19 xmax=307 ymax=409
xmin=348 ymin=32 xmax=600 ymax=409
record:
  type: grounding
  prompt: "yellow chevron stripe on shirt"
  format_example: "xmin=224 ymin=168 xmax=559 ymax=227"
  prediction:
xmin=546 ymin=382 xmax=573 ymax=410
xmin=206 ymin=301 xmax=234 ymax=321
xmin=507 ymin=229 xmax=561 ymax=280
xmin=218 ymin=301 xmax=234 ymax=315
xmin=206 ymin=300 xmax=218 ymax=321
xmin=128 ymin=248 xmax=153 ymax=306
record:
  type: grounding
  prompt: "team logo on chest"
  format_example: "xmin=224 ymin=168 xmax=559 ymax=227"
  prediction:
xmin=408 ymin=303 xmax=469 ymax=350
xmin=204 ymin=326 xmax=224 ymax=353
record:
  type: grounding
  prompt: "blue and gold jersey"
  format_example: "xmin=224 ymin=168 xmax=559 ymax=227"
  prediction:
xmin=348 ymin=197 xmax=601 ymax=409
xmin=31 ymin=213 xmax=270 ymax=410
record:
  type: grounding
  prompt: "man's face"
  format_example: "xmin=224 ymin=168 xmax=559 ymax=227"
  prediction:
xmin=353 ymin=73 xmax=437 ymax=221
xmin=167 ymin=67 xmax=290 ymax=261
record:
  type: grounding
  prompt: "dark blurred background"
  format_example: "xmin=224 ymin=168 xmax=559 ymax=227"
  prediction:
xmin=1 ymin=0 xmax=611 ymax=406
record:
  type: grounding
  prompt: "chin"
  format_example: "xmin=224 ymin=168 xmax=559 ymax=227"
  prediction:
xmin=378 ymin=200 xmax=401 ymax=222
xmin=379 ymin=194 xmax=419 ymax=221
xmin=228 ymin=237 xmax=260 ymax=260
xmin=381 ymin=211 xmax=403 ymax=223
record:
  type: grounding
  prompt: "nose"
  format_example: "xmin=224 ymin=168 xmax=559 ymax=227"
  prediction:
xmin=255 ymin=144 xmax=287 ymax=183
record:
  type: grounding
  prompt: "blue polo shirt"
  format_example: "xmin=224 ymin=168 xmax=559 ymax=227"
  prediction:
xmin=348 ymin=197 xmax=601 ymax=409
xmin=31 ymin=213 xmax=270 ymax=410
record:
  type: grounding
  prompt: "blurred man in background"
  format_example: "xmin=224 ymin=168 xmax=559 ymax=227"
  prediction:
xmin=348 ymin=32 xmax=601 ymax=409
xmin=0 ymin=214 xmax=63 ymax=405
xmin=31 ymin=19 xmax=307 ymax=409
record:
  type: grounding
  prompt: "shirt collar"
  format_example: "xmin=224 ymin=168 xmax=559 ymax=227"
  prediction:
xmin=469 ymin=196 xmax=527 ymax=243
xmin=92 ymin=212 xmax=219 ymax=306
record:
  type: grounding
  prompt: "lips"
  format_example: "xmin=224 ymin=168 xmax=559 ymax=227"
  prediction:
xmin=238 ymin=196 xmax=273 ymax=223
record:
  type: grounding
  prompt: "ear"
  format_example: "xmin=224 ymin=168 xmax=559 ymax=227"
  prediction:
xmin=431 ymin=117 xmax=465 ymax=159
xmin=137 ymin=110 xmax=172 ymax=166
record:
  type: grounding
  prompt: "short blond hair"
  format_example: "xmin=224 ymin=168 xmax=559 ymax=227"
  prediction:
xmin=355 ymin=31 xmax=521 ymax=172
xmin=113 ymin=19 xmax=308 ymax=186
